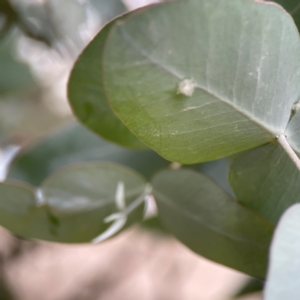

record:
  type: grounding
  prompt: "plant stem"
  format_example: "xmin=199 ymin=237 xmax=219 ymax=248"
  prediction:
xmin=277 ymin=134 xmax=300 ymax=171
xmin=91 ymin=184 xmax=152 ymax=244
xmin=124 ymin=184 xmax=152 ymax=215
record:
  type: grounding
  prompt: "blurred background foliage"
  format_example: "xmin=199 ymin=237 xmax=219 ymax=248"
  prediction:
xmin=0 ymin=0 xmax=128 ymax=149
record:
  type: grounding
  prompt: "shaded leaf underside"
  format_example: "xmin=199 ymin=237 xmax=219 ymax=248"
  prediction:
xmin=0 ymin=163 xmax=146 ymax=243
xmin=152 ymin=169 xmax=273 ymax=278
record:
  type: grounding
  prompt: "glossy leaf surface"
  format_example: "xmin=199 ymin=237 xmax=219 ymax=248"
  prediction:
xmin=103 ymin=0 xmax=300 ymax=163
xmin=1 ymin=163 xmax=146 ymax=243
xmin=229 ymin=142 xmax=300 ymax=224
xmin=8 ymin=122 xmax=170 ymax=186
xmin=152 ymin=169 xmax=273 ymax=278
xmin=265 ymin=204 xmax=300 ymax=300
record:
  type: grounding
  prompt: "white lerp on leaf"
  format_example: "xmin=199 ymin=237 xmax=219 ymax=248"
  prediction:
xmin=177 ymin=79 xmax=196 ymax=97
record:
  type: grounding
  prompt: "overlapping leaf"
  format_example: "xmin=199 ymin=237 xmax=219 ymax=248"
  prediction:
xmin=68 ymin=13 xmax=146 ymax=149
xmin=152 ymin=169 xmax=273 ymax=278
xmin=1 ymin=163 xmax=147 ymax=243
xmin=100 ymin=0 xmax=300 ymax=163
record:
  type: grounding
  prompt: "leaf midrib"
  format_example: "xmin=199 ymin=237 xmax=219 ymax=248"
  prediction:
xmin=154 ymin=188 xmax=269 ymax=249
xmin=115 ymin=25 xmax=278 ymax=138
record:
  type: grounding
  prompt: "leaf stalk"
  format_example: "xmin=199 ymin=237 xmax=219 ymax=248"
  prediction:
xmin=277 ymin=134 xmax=300 ymax=171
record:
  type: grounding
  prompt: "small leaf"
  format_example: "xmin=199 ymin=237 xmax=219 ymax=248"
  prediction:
xmin=103 ymin=0 xmax=300 ymax=163
xmin=0 ymin=163 xmax=147 ymax=243
xmin=152 ymin=169 xmax=273 ymax=278
xmin=229 ymin=142 xmax=300 ymax=224
xmin=8 ymin=122 xmax=170 ymax=185
xmin=68 ymin=12 xmax=146 ymax=149
xmin=265 ymin=204 xmax=300 ymax=300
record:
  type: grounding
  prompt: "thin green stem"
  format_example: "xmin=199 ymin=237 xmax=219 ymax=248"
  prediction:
xmin=277 ymin=134 xmax=300 ymax=171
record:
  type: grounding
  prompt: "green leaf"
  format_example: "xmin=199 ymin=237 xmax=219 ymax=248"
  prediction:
xmin=8 ymin=122 xmax=170 ymax=186
xmin=102 ymin=0 xmax=300 ymax=164
xmin=68 ymin=12 xmax=146 ymax=149
xmin=0 ymin=163 xmax=147 ymax=243
xmin=270 ymin=0 xmax=300 ymax=32
xmin=152 ymin=169 xmax=273 ymax=278
xmin=229 ymin=142 xmax=300 ymax=224
xmin=265 ymin=204 xmax=300 ymax=299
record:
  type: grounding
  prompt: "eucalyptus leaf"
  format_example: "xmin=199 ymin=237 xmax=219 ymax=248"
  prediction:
xmin=1 ymin=163 xmax=147 ymax=243
xmin=102 ymin=0 xmax=300 ymax=164
xmin=152 ymin=169 xmax=273 ymax=278
xmin=68 ymin=12 xmax=146 ymax=149
xmin=229 ymin=142 xmax=300 ymax=224
xmin=265 ymin=204 xmax=300 ymax=300
xmin=8 ymin=122 xmax=170 ymax=186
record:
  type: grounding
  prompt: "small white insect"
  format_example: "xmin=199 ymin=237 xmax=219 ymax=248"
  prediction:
xmin=177 ymin=78 xmax=196 ymax=97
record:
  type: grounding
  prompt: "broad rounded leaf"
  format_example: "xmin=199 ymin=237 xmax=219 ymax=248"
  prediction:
xmin=152 ymin=169 xmax=273 ymax=278
xmin=68 ymin=13 xmax=146 ymax=149
xmin=265 ymin=204 xmax=300 ymax=300
xmin=229 ymin=142 xmax=300 ymax=224
xmin=103 ymin=0 xmax=300 ymax=163
xmin=0 ymin=163 xmax=147 ymax=243
xmin=8 ymin=122 xmax=170 ymax=185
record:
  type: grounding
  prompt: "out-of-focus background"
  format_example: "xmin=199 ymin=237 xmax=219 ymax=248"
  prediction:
xmin=0 ymin=0 xmax=262 ymax=299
